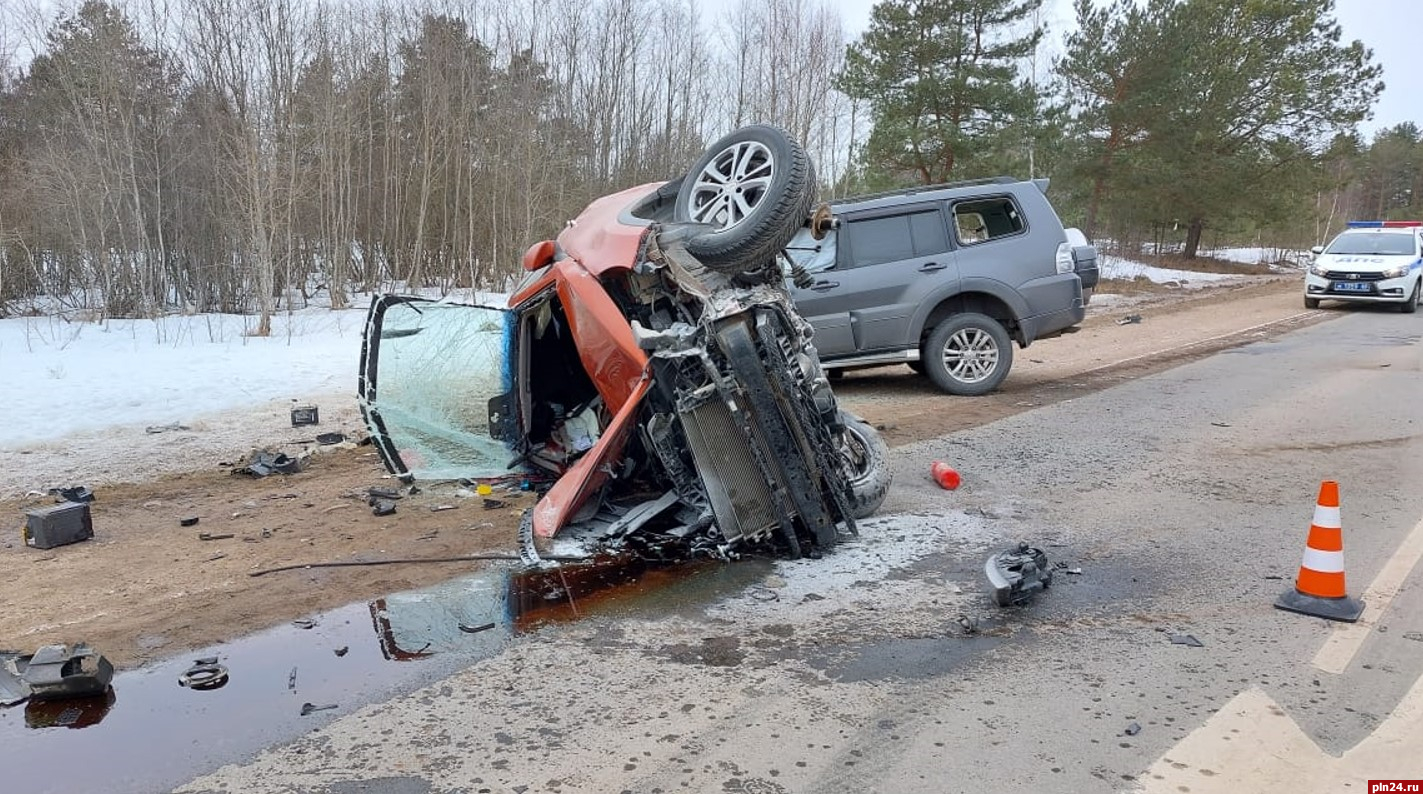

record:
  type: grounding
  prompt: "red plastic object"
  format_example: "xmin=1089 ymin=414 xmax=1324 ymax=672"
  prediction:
xmin=931 ymin=461 xmax=961 ymax=490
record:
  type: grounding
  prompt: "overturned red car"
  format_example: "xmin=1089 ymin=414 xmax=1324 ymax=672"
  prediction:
xmin=358 ymin=126 xmax=890 ymax=561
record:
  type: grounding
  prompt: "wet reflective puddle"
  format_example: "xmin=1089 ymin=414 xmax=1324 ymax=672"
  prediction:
xmin=0 ymin=555 xmax=771 ymax=794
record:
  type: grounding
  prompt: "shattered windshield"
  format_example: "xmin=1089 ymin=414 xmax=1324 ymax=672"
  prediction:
xmin=363 ymin=299 xmax=523 ymax=481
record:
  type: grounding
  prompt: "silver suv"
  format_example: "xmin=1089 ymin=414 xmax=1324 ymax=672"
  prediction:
xmin=785 ymin=178 xmax=1098 ymax=395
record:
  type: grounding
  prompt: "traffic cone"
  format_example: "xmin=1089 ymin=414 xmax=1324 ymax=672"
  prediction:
xmin=1274 ymin=480 xmax=1364 ymax=622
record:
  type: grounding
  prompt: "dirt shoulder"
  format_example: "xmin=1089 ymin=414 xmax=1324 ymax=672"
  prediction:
xmin=0 ymin=275 xmax=1328 ymax=669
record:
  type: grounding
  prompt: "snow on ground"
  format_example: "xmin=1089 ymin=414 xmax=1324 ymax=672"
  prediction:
xmin=1097 ymin=254 xmax=1243 ymax=286
xmin=0 ymin=290 xmax=510 ymax=497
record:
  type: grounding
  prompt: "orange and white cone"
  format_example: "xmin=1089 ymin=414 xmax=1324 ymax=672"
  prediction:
xmin=1274 ymin=480 xmax=1364 ymax=622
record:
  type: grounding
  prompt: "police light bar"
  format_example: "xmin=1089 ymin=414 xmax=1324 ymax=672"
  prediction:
xmin=1346 ymin=220 xmax=1423 ymax=228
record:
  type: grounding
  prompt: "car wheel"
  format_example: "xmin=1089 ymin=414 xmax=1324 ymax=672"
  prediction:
xmin=1304 ymin=296 xmax=1321 ymax=309
xmin=837 ymin=411 xmax=890 ymax=519
xmin=675 ymin=125 xmax=816 ymax=274
xmin=907 ymin=360 xmax=926 ymax=375
xmin=922 ymin=313 xmax=1013 ymax=396
xmin=1402 ymin=281 xmax=1420 ymax=314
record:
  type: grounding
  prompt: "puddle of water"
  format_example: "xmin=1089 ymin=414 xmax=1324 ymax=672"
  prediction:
xmin=0 ymin=555 xmax=772 ymax=794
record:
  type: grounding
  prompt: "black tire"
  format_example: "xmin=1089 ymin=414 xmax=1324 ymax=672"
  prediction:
xmin=837 ymin=411 xmax=890 ymax=519
xmin=1402 ymin=281 xmax=1420 ymax=314
xmin=922 ymin=313 xmax=1013 ymax=396
xmin=675 ymin=125 xmax=816 ymax=274
xmin=1304 ymin=296 xmax=1321 ymax=309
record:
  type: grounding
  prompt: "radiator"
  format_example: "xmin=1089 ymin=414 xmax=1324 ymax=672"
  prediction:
xmin=678 ymin=398 xmax=779 ymax=544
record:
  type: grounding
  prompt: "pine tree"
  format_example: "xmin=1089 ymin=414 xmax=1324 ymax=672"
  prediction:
xmin=838 ymin=0 xmax=1044 ymax=186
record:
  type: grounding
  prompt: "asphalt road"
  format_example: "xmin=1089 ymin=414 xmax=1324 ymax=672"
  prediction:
xmin=161 ymin=304 xmax=1423 ymax=793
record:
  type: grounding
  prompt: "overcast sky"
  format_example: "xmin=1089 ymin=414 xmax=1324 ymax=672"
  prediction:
xmin=806 ymin=0 xmax=1418 ymax=140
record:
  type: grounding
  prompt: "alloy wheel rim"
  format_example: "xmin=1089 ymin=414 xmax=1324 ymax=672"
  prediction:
xmin=941 ymin=328 xmax=999 ymax=383
xmin=687 ymin=141 xmax=775 ymax=231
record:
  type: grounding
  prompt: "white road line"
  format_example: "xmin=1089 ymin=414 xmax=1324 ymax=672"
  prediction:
xmin=1312 ymin=510 xmax=1423 ymax=674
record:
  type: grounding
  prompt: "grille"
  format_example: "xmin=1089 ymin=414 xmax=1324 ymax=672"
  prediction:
xmin=1323 ymin=270 xmax=1386 ymax=282
xmin=679 ymin=398 xmax=779 ymax=544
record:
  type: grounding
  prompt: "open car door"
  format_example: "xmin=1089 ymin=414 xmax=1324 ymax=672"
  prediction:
xmin=358 ymin=296 xmax=525 ymax=482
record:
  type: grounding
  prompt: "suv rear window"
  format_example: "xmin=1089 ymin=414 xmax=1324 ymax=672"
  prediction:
xmin=845 ymin=209 xmax=949 ymax=268
xmin=954 ymin=198 xmax=1025 ymax=244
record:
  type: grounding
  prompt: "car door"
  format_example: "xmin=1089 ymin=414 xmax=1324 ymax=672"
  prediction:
xmin=358 ymin=295 xmax=525 ymax=482
xmin=789 ymin=203 xmax=958 ymax=357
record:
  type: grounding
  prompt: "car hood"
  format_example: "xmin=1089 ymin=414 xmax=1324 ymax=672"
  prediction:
xmin=1315 ymin=252 xmax=1420 ymax=273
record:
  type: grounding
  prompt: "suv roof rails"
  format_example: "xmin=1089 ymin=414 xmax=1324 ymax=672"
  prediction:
xmin=835 ymin=176 xmax=1020 ymax=204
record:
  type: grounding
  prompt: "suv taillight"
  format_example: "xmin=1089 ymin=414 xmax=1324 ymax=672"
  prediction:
xmin=1055 ymin=242 xmax=1074 ymax=274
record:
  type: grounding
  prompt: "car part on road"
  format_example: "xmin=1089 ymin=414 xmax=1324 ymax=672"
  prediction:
xmin=290 ymin=405 xmax=319 ymax=426
xmin=23 ymin=501 xmax=94 ymax=549
xmin=985 ymin=543 xmax=1053 ymax=607
xmin=180 ymin=516 xmax=200 ymax=527
xmin=178 ymin=658 xmax=229 ymax=690
xmin=50 ymin=485 xmax=95 ymax=503
xmin=198 ymin=532 xmax=233 ymax=541
xmin=19 ymin=644 xmax=114 ymax=701
xmin=839 ymin=412 xmax=891 ymax=518
xmin=371 ymin=499 xmax=397 ymax=516
xmin=1169 ymin=634 xmax=1204 ymax=647
xmin=233 ymin=451 xmax=304 ymax=477
xmin=923 ymin=313 xmax=1014 ymax=396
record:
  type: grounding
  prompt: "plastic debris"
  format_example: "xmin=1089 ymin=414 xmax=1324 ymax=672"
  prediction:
xmin=1169 ymin=634 xmax=1204 ymax=647
xmin=371 ymin=499 xmax=397 ymax=516
xmin=930 ymin=461 xmax=961 ymax=490
xmin=300 ymin=702 xmax=338 ymax=716
xmin=1124 ymin=722 xmax=1141 ymax=736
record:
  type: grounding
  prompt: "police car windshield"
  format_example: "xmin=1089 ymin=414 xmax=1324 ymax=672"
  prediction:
xmin=1325 ymin=232 xmax=1416 ymax=256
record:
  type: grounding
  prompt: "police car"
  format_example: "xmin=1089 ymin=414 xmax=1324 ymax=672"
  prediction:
xmin=1305 ymin=221 xmax=1423 ymax=312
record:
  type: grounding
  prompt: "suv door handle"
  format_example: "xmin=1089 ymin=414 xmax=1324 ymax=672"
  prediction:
xmin=811 ymin=281 xmax=840 ymax=291
xmin=919 ymin=261 xmax=947 ymax=272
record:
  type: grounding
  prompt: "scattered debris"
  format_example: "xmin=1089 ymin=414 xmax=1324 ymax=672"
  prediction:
xmin=20 ymin=644 xmax=114 ymax=701
xmin=205 ymin=553 xmax=226 ymax=562
xmin=197 ymin=532 xmax=233 ymax=541
xmin=333 ymin=646 xmax=349 ymax=657
xmin=1117 ymin=314 xmax=1142 ymax=325
xmin=748 ymin=587 xmax=779 ymax=602
xmin=261 ymin=527 xmax=274 ymax=539
xmin=292 ymin=619 xmax=317 ymax=630
xmin=23 ymin=501 xmax=94 ymax=550
xmin=288 ymin=667 xmax=298 ymax=690
xmin=431 ymin=504 xmax=457 ymax=512
xmin=1124 ymin=722 xmax=1142 ymax=736
xmin=956 ymin=614 xmax=979 ymax=635
xmin=144 ymin=423 xmax=190 ymax=434
xmin=291 ymin=405 xmax=320 ymax=427
xmin=1169 ymin=634 xmax=1204 ymax=647
xmin=930 ymin=460 xmax=961 ymax=490
xmin=50 ymin=486 xmax=95 ymax=503
xmin=416 ymin=530 xmax=438 ymax=541
xmin=803 ymin=593 xmax=826 ymax=602
xmin=367 ymin=487 xmax=402 ymax=501
xmin=371 ymin=499 xmax=397 ymax=516
xmin=1064 ymin=567 xmax=1083 ymax=575
xmin=1210 ymin=421 xmax=1232 ymax=428
xmin=180 ymin=516 xmax=200 ymax=527
xmin=178 ymin=658 xmax=229 ymax=690
xmin=234 ymin=451 xmax=304 ymax=477
xmin=985 ymin=542 xmax=1053 ymax=606
xmin=481 ymin=499 xmax=508 ymax=510
xmin=1264 ymin=574 xmax=1285 ymax=580
xmin=300 ymin=702 xmax=338 ymax=716
xmin=315 ymin=432 xmax=346 ymax=445
xmin=458 ymin=622 xmax=497 ymax=634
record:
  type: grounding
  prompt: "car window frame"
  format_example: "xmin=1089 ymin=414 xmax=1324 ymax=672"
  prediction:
xmin=834 ymin=201 xmax=950 ymax=271
xmin=949 ymin=194 xmax=1029 ymax=247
